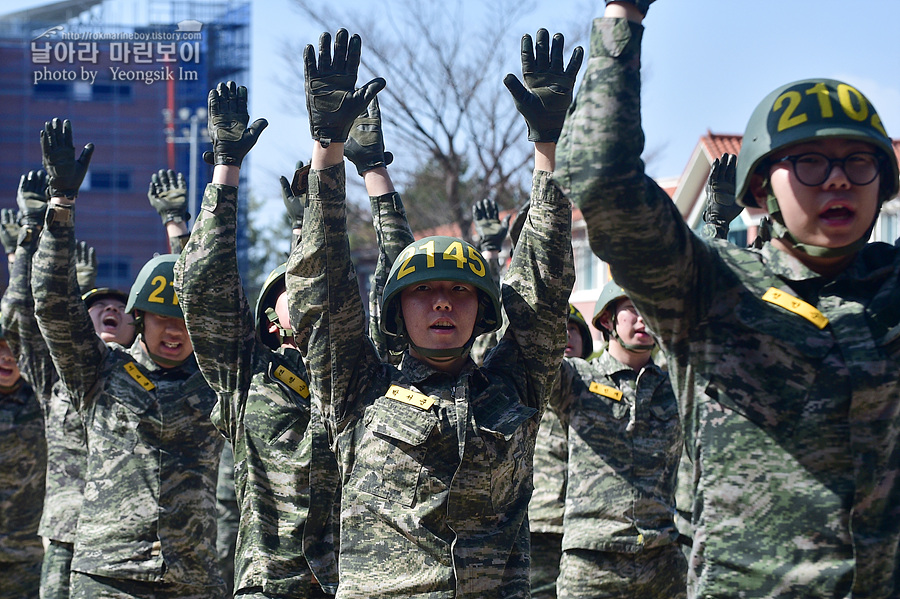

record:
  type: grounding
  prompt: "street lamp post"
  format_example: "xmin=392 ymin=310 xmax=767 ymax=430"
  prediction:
xmin=162 ymin=106 xmax=209 ymax=220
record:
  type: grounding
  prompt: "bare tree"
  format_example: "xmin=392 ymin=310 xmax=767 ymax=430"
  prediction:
xmin=283 ymin=0 xmax=551 ymax=242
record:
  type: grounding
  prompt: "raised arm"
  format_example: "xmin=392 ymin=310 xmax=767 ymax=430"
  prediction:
xmin=489 ymin=28 xmax=580 ymax=407
xmin=345 ymin=97 xmax=414 ymax=361
xmin=174 ymin=81 xmax=267 ymax=433
xmin=287 ymin=28 xmax=385 ymax=425
xmin=1 ymin=170 xmax=57 ymax=398
xmin=148 ymin=168 xmax=192 ymax=253
xmin=32 ymin=118 xmax=104 ymax=406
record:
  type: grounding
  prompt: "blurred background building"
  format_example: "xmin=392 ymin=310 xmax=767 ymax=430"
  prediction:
xmin=0 ymin=0 xmax=251 ymax=291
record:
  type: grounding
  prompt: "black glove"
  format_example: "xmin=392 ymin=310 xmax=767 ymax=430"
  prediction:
xmin=472 ymin=198 xmax=511 ymax=253
xmin=345 ymin=97 xmax=394 ymax=176
xmin=702 ymin=153 xmax=742 ymax=231
xmin=0 ymin=209 xmax=20 ymax=255
xmin=605 ymin=0 xmax=654 ymax=16
xmin=17 ymin=169 xmax=49 ymax=227
xmin=148 ymin=169 xmax=190 ymax=224
xmin=503 ymin=29 xmax=583 ymax=143
xmin=304 ymin=29 xmax=386 ymax=146
xmin=203 ymin=81 xmax=268 ymax=167
xmin=40 ymin=118 xmax=94 ymax=198
xmin=280 ymin=164 xmax=309 ymax=230
xmin=75 ymin=240 xmax=97 ymax=292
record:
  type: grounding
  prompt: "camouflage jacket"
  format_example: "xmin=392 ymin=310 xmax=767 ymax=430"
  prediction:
xmin=552 ymin=352 xmax=681 ymax=553
xmin=2 ymin=226 xmax=85 ymax=544
xmin=556 ymin=16 xmax=900 ymax=599
xmin=367 ymin=192 xmax=415 ymax=363
xmin=32 ymin=203 xmax=223 ymax=587
xmin=287 ymin=163 xmax=574 ymax=598
xmin=527 ymin=406 xmax=567 ymax=535
xmin=174 ymin=183 xmax=340 ymax=596
xmin=0 ymin=379 xmax=45 ymax=564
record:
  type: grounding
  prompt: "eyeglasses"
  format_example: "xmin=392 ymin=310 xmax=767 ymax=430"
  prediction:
xmin=772 ymin=151 xmax=882 ymax=187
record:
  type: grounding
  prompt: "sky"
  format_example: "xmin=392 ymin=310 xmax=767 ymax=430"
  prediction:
xmin=6 ymin=0 xmax=900 ymax=220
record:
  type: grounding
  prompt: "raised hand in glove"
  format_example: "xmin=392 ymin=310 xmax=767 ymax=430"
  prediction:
xmin=0 ymin=210 xmax=20 ymax=255
xmin=472 ymin=198 xmax=511 ymax=253
xmin=17 ymin=169 xmax=49 ymax=227
xmin=345 ymin=97 xmax=394 ymax=176
xmin=75 ymin=240 xmax=97 ymax=292
xmin=702 ymin=153 xmax=742 ymax=238
xmin=304 ymin=29 xmax=385 ymax=146
xmin=148 ymin=169 xmax=190 ymax=224
xmin=204 ymin=81 xmax=268 ymax=167
xmin=279 ymin=162 xmax=310 ymax=230
xmin=503 ymin=29 xmax=584 ymax=143
xmin=41 ymin=118 xmax=94 ymax=199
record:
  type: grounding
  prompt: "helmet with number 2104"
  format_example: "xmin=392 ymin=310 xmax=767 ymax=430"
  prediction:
xmin=125 ymin=254 xmax=183 ymax=319
xmin=735 ymin=78 xmax=899 ymax=208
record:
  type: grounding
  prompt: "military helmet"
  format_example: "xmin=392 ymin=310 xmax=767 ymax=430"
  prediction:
xmin=567 ymin=303 xmax=593 ymax=358
xmin=735 ymin=78 xmax=899 ymax=208
xmin=381 ymin=236 xmax=501 ymax=339
xmin=82 ymin=287 xmax=128 ymax=310
xmin=125 ymin=254 xmax=183 ymax=319
xmin=255 ymin=263 xmax=288 ymax=350
xmin=591 ymin=280 xmax=627 ymax=335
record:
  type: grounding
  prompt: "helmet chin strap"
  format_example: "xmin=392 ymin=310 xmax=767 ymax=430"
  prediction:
xmin=765 ymin=189 xmax=873 ymax=259
xmin=610 ymin=328 xmax=654 ymax=352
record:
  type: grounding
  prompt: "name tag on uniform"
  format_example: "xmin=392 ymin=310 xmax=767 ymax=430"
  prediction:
xmin=273 ymin=365 xmax=310 ymax=398
xmin=386 ymin=385 xmax=435 ymax=410
xmin=124 ymin=362 xmax=155 ymax=391
xmin=761 ymin=288 xmax=828 ymax=330
xmin=589 ymin=382 xmax=623 ymax=401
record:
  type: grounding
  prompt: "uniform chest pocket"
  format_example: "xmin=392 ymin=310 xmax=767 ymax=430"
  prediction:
xmin=700 ymin=292 xmax=833 ymax=438
xmin=91 ymin=397 xmax=145 ymax=454
xmin=355 ymin=395 xmax=436 ymax=507
xmin=475 ymin=403 xmax=537 ymax=512
xmin=245 ymin=388 xmax=310 ymax=448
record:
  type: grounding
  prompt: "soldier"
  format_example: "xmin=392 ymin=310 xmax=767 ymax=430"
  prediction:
xmin=32 ymin=117 xmax=224 ymax=598
xmin=286 ymin=27 xmax=577 ymax=597
xmin=174 ymin=80 xmax=345 ymax=599
xmin=551 ymin=282 xmax=684 ymax=598
xmin=556 ymin=1 xmax=900 ymax=597
xmin=529 ymin=304 xmax=594 ymax=599
xmin=0 ymin=319 xmax=46 ymax=597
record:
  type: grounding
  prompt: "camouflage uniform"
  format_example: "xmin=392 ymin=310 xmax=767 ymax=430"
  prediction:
xmin=216 ymin=441 xmax=238 ymax=598
xmin=528 ymin=407 xmax=566 ymax=599
xmin=0 ymin=371 xmax=46 ymax=598
xmin=556 ymin=15 xmax=900 ymax=598
xmin=286 ymin=163 xmax=574 ymax=598
xmin=367 ymin=192 xmax=415 ymax=363
xmin=551 ymin=351 xmax=685 ymax=598
xmin=32 ymin=202 xmax=224 ymax=596
xmin=2 ymin=222 xmax=86 ymax=599
xmin=174 ymin=182 xmax=340 ymax=598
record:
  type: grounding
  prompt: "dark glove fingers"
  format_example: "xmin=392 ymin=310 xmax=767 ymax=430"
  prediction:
xmin=317 ymin=31 xmax=333 ymax=75
xmin=345 ymin=32 xmax=362 ymax=75
xmin=332 ymin=29 xmax=350 ymax=74
xmin=549 ymin=33 xmax=564 ymax=73
xmin=564 ymin=46 xmax=584 ymax=79
xmin=519 ymin=33 xmax=536 ymax=75
xmin=534 ymin=29 xmax=550 ymax=72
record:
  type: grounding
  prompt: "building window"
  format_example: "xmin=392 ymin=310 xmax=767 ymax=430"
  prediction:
xmin=97 ymin=259 xmax=131 ymax=286
xmin=91 ymin=83 xmax=132 ymax=102
xmin=33 ymin=83 xmax=70 ymax=99
xmin=90 ymin=171 xmax=131 ymax=191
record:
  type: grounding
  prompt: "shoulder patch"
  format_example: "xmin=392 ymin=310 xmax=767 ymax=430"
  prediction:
xmin=386 ymin=384 xmax=435 ymax=410
xmin=762 ymin=287 xmax=828 ymax=329
xmin=272 ymin=365 xmax=310 ymax=398
xmin=589 ymin=381 xmax=623 ymax=401
xmin=124 ymin=362 xmax=155 ymax=391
